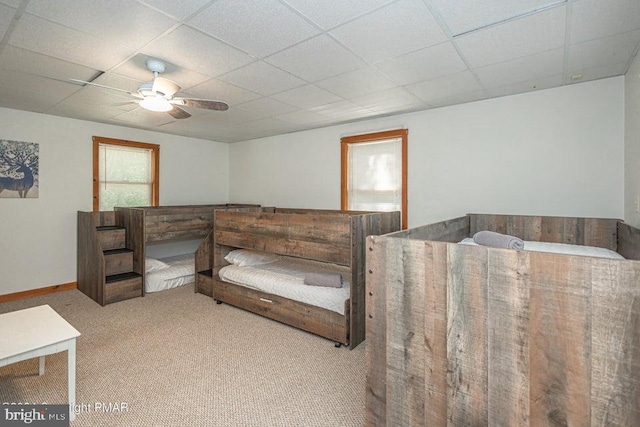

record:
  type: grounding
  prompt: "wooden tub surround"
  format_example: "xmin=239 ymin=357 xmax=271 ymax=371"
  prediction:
xmin=366 ymin=214 xmax=640 ymax=426
xmin=212 ymin=207 xmax=401 ymax=348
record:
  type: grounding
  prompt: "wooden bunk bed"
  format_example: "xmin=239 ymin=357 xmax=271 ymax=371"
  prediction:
xmin=366 ymin=214 xmax=640 ymax=426
xmin=212 ymin=207 xmax=401 ymax=349
xmin=77 ymin=204 xmax=257 ymax=305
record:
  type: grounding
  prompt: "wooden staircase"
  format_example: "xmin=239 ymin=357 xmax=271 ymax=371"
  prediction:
xmin=78 ymin=212 xmax=143 ymax=306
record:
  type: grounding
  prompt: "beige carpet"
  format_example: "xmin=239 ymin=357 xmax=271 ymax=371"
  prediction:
xmin=0 ymin=285 xmax=366 ymax=426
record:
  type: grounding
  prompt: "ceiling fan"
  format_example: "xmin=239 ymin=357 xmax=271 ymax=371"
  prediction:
xmin=70 ymin=59 xmax=229 ymax=119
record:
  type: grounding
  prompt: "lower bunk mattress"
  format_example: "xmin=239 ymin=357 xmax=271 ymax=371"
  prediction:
xmin=217 ymin=256 xmax=350 ymax=315
xmin=145 ymin=253 xmax=195 ymax=293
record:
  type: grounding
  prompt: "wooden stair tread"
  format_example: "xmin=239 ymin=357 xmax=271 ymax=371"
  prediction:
xmin=105 ymin=272 xmax=141 ymax=283
xmin=96 ymin=225 xmax=125 ymax=231
xmin=198 ymin=269 xmax=213 ymax=277
xmin=103 ymin=248 xmax=133 ymax=255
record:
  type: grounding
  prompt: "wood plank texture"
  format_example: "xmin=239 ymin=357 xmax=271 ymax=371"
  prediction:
xmin=366 ymin=214 xmax=640 ymax=427
xmin=213 ymin=278 xmax=349 ymax=344
xmin=385 ymin=216 xmax=469 ymax=242
xmin=77 ymin=211 xmax=105 ymax=305
xmin=214 ymin=208 xmax=400 ymax=350
xmin=469 ymin=214 xmax=618 ymax=250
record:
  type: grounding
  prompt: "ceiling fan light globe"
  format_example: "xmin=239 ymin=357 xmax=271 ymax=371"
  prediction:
xmin=139 ymin=97 xmax=172 ymax=112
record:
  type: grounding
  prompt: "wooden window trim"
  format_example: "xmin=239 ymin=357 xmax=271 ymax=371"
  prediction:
xmin=341 ymin=129 xmax=408 ymax=229
xmin=92 ymin=136 xmax=160 ymax=212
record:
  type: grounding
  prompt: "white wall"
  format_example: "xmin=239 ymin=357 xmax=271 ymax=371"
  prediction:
xmin=0 ymin=108 xmax=229 ymax=295
xmin=625 ymin=54 xmax=640 ymax=227
xmin=230 ymin=77 xmax=625 ymax=227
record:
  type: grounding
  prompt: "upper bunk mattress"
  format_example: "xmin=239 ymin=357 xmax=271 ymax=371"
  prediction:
xmin=218 ymin=257 xmax=350 ymax=315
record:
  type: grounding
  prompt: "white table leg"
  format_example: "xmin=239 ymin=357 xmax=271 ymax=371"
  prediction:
xmin=38 ymin=356 xmax=45 ymax=375
xmin=68 ymin=340 xmax=76 ymax=422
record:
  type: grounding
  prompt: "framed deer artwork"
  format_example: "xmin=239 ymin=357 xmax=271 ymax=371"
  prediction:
xmin=0 ymin=140 xmax=39 ymax=198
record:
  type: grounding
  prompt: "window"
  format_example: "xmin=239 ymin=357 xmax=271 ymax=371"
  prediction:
xmin=341 ymin=129 xmax=407 ymax=229
xmin=93 ymin=136 xmax=159 ymax=211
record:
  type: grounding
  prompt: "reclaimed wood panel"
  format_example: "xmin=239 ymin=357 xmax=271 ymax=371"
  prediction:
xmin=386 ymin=216 xmax=469 ymax=242
xmin=617 ymin=221 xmax=640 ymax=260
xmin=529 ymin=252 xmax=591 ymax=426
xmin=447 ymin=244 xmax=489 ymax=426
xmin=366 ymin=215 xmax=640 ymax=427
xmin=213 ymin=279 xmax=349 ymax=344
xmin=77 ymin=211 xmax=105 ymax=305
xmin=469 ymin=214 xmax=618 ymax=250
xmin=590 ymin=258 xmax=640 ymax=425
xmin=487 ymin=249 xmax=530 ymax=427
xmin=366 ymin=235 xmax=390 ymax=426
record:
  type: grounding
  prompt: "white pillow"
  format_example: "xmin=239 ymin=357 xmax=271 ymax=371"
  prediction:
xmin=224 ymin=249 xmax=280 ymax=267
xmin=145 ymin=257 xmax=170 ymax=272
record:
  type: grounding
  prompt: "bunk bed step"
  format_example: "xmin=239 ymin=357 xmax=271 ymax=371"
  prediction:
xmin=104 ymin=248 xmax=134 ymax=276
xmin=96 ymin=226 xmax=126 ymax=250
xmin=104 ymin=272 xmax=142 ymax=305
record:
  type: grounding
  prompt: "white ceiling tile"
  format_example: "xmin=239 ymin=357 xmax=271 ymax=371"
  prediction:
xmin=235 ymin=97 xmax=299 ymax=119
xmin=110 ymin=54 xmax=211 ymax=91
xmin=10 ymin=13 xmax=134 ymax=71
xmin=139 ymin=0 xmax=213 ymax=20
xmin=111 ymin=108 xmax=177 ymax=127
xmin=188 ymin=0 xmax=320 ymax=58
xmin=474 ymin=48 xmax=564 ymax=88
xmin=275 ymin=109 xmax=332 ymax=125
xmin=282 ymin=0 xmax=395 ymax=30
xmin=271 ymin=84 xmax=343 ymax=109
xmin=185 ymin=106 xmax=264 ymax=125
xmin=487 ymin=74 xmax=563 ymax=97
xmin=351 ymin=87 xmax=422 ymax=111
xmin=0 ymin=46 xmax=99 ymax=82
xmin=63 ymin=84 xmax=139 ymax=108
xmin=0 ymin=3 xmax=16 ymax=40
xmin=565 ymin=63 xmax=628 ymax=84
xmin=265 ymin=34 xmax=364 ymax=82
xmin=187 ymin=79 xmax=262 ymax=105
xmin=455 ymin=5 xmax=566 ymax=68
xmin=48 ymin=101 xmax=137 ymax=122
xmin=0 ymin=86 xmax=63 ymax=112
xmin=330 ymin=0 xmax=448 ymax=63
xmin=376 ymin=42 xmax=468 ymax=85
xmin=428 ymin=90 xmax=488 ymax=108
xmin=571 ymin=0 xmax=640 ymax=44
xmin=431 ymin=0 xmax=566 ymax=36
xmin=310 ymin=100 xmax=372 ymax=119
xmin=142 ymin=25 xmax=255 ymax=78
xmin=0 ymin=70 xmax=81 ymax=98
xmin=568 ymin=30 xmax=640 ymax=74
xmin=404 ymin=70 xmax=483 ymax=103
xmin=0 ymin=0 xmax=21 ymax=7
xmin=316 ymin=67 xmax=398 ymax=99
xmin=26 ymin=0 xmax=178 ymax=51
xmin=219 ymin=61 xmax=306 ymax=96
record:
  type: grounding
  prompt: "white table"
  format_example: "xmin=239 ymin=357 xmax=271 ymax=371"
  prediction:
xmin=0 ymin=305 xmax=81 ymax=421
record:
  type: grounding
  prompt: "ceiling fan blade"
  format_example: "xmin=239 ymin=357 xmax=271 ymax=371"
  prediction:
xmin=167 ymin=105 xmax=191 ymax=119
xmin=173 ymin=98 xmax=229 ymax=111
xmin=152 ymin=77 xmax=181 ymax=97
xmin=69 ymin=78 xmax=141 ymax=98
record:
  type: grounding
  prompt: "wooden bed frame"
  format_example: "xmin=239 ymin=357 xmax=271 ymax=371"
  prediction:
xmin=366 ymin=214 xmax=640 ymax=426
xmin=212 ymin=207 xmax=401 ymax=349
xmin=78 ymin=204 xmax=257 ymax=305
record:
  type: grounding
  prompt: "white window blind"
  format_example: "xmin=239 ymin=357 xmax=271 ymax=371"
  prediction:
xmin=98 ymin=143 xmax=153 ymax=211
xmin=347 ymin=137 xmax=402 ymax=212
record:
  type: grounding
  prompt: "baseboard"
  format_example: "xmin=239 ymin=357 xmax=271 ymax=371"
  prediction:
xmin=0 ymin=282 xmax=77 ymax=303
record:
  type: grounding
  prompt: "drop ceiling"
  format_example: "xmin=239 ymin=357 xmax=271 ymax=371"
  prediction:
xmin=0 ymin=0 xmax=638 ymax=143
